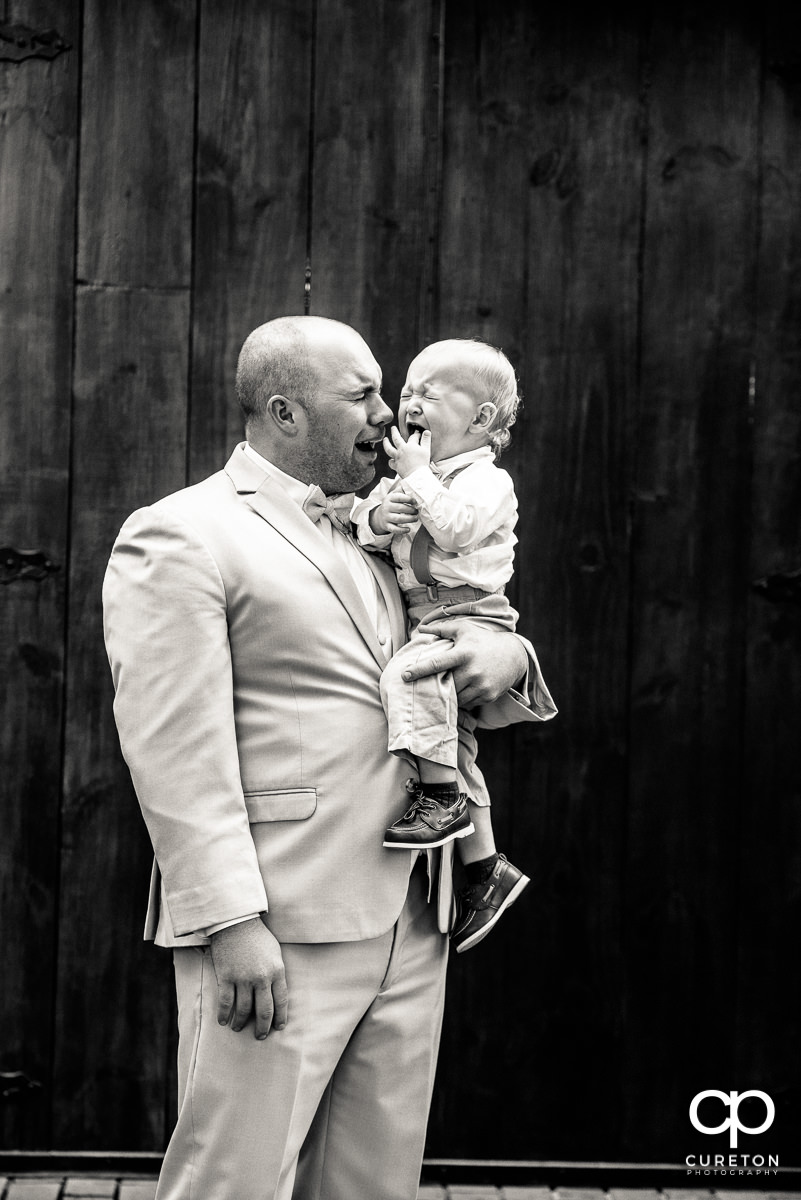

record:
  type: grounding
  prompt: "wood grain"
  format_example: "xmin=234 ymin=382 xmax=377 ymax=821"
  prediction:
xmin=0 ymin=0 xmax=80 ymax=1148
xmin=624 ymin=2 xmax=762 ymax=1158
xmin=189 ymin=0 xmax=314 ymax=483
xmin=77 ymin=0 xmax=196 ymax=288
xmin=736 ymin=8 xmax=801 ymax=1151
xmin=430 ymin=1 xmax=642 ymax=1159
xmin=52 ymin=287 xmax=190 ymax=1147
xmin=309 ymin=0 xmax=442 ymax=403
xmin=51 ymin=0 xmax=196 ymax=1148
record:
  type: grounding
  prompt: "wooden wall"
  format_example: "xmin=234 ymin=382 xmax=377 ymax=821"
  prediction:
xmin=1 ymin=0 xmax=799 ymax=1165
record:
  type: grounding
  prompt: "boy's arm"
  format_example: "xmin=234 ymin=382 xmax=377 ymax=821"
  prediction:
xmin=403 ymin=459 xmax=517 ymax=553
xmin=351 ymin=475 xmax=396 ymax=548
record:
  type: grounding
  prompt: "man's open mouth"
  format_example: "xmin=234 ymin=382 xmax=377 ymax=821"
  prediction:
xmin=355 ymin=438 xmax=379 ymax=453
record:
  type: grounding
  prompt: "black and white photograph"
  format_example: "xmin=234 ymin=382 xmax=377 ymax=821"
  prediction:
xmin=1 ymin=2 xmax=799 ymax=1199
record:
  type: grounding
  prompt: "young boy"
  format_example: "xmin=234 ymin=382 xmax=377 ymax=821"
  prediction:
xmin=352 ymin=339 xmax=556 ymax=951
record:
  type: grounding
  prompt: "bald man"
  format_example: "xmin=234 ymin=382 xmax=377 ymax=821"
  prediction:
xmin=103 ymin=317 xmax=540 ymax=1200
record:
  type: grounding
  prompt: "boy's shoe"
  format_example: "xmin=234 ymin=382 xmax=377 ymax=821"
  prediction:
xmin=451 ymin=854 xmax=530 ymax=953
xmin=383 ymin=779 xmax=475 ymax=849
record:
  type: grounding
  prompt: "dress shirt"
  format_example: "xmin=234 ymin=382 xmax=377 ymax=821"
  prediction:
xmin=352 ymin=446 xmax=518 ymax=593
xmin=243 ymin=443 xmax=391 ymax=644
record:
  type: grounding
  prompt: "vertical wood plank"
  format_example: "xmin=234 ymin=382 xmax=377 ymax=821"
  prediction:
xmin=517 ymin=7 xmax=642 ymax=1162
xmin=737 ymin=12 xmax=801 ymax=1150
xmin=0 ymin=0 xmax=79 ymax=1147
xmin=54 ymin=288 xmax=190 ymax=1148
xmin=624 ymin=2 xmax=761 ymax=1159
xmin=189 ymin=0 xmax=314 ymax=483
xmin=77 ymin=0 xmax=196 ymax=288
xmin=431 ymin=2 xmax=642 ymax=1159
xmin=52 ymin=0 xmax=197 ymax=1148
xmin=309 ymin=0 xmax=442 ymax=402
xmin=437 ymin=0 xmax=534 ymax=359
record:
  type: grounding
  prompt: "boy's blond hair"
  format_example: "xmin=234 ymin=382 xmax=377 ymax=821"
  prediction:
xmin=425 ymin=338 xmax=521 ymax=456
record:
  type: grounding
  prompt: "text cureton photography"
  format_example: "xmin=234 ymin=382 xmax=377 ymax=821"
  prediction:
xmin=685 ymin=1089 xmax=781 ymax=1177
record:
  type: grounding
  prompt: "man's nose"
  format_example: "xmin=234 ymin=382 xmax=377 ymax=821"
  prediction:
xmin=369 ymin=393 xmax=393 ymax=425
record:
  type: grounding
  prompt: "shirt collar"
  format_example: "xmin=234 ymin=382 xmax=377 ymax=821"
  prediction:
xmin=243 ymin=441 xmax=318 ymax=511
xmin=431 ymin=445 xmax=494 ymax=479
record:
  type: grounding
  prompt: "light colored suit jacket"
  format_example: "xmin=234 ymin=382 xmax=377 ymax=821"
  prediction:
xmin=102 ymin=444 xmax=550 ymax=947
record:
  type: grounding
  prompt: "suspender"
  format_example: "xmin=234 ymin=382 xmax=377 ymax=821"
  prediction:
xmin=409 ymin=523 xmax=436 ymax=586
xmin=407 ymin=464 xmax=471 ymax=589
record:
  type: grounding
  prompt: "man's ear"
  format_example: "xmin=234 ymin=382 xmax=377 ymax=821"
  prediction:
xmin=472 ymin=402 xmax=497 ymax=430
xmin=264 ymin=394 xmax=305 ymax=438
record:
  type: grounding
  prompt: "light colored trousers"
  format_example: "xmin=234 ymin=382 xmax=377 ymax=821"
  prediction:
xmin=156 ymin=859 xmax=448 ymax=1200
xmin=380 ymin=593 xmax=517 ymax=802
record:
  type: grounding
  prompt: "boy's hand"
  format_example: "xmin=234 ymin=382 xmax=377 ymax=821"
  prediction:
xmin=369 ymin=492 xmax=420 ymax=535
xmin=383 ymin=426 xmax=432 ymax=478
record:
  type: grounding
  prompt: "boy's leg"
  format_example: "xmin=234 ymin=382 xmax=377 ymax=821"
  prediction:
xmin=450 ymin=853 xmax=531 ymax=953
xmin=380 ymin=634 xmax=475 ymax=848
xmin=459 ymin=801 xmax=497 ymax=864
xmin=454 ymin=712 xmax=496 ymax=865
xmin=450 ymin=710 xmax=530 ymax=953
xmin=379 ymin=606 xmax=517 ymax=851
xmin=382 ymin=766 xmax=474 ymax=849
xmin=380 ymin=601 xmax=517 ymax=769
xmin=379 ymin=632 xmax=460 ymax=769
xmin=418 ymin=759 xmax=456 ymax=784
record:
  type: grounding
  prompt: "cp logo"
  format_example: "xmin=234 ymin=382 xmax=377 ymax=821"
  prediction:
xmin=690 ymin=1090 xmax=775 ymax=1149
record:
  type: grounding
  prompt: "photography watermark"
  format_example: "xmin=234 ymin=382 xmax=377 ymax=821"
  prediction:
xmin=685 ymin=1089 xmax=779 ymax=1176
xmin=690 ymin=1089 xmax=775 ymax=1148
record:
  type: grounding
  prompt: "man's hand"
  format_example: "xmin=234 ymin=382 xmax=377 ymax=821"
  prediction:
xmin=369 ymin=491 xmax=420 ymax=535
xmin=402 ymin=622 xmax=528 ymax=711
xmin=383 ymin=426 xmax=432 ymax=478
xmin=209 ymin=916 xmax=288 ymax=1039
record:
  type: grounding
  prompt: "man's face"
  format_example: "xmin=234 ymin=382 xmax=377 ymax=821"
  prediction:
xmin=297 ymin=327 xmax=392 ymax=495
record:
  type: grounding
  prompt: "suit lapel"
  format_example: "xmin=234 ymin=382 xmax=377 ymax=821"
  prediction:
xmin=225 ymin=445 xmax=390 ymax=669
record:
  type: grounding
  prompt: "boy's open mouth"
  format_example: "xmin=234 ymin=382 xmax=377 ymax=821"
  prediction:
xmin=405 ymin=422 xmax=426 ymax=438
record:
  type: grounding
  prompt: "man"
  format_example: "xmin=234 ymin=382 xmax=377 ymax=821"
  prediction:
xmin=103 ymin=316 xmax=542 ymax=1200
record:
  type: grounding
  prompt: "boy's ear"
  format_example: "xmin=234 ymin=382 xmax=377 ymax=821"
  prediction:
xmin=472 ymin=402 xmax=498 ymax=430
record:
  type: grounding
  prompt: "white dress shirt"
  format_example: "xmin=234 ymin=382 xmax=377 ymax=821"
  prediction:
xmin=352 ymin=446 xmax=518 ymax=593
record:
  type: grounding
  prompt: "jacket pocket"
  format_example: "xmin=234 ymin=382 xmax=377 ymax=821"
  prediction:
xmin=243 ymin=788 xmax=317 ymax=823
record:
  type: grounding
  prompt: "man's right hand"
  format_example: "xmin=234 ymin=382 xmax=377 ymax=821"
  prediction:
xmin=209 ymin=916 xmax=288 ymax=1039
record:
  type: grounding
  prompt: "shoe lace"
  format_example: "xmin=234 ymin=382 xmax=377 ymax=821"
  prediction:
xmin=401 ymin=778 xmax=436 ymax=821
xmin=402 ymin=797 xmax=438 ymax=820
xmin=457 ymin=880 xmax=492 ymax=910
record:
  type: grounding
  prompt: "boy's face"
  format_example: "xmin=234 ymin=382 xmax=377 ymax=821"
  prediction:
xmin=399 ymin=346 xmax=491 ymax=462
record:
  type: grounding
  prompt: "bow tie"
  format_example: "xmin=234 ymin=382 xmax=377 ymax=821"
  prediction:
xmin=302 ymin=486 xmax=355 ymax=535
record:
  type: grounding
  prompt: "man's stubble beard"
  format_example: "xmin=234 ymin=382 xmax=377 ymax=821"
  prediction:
xmin=294 ymin=421 xmax=377 ymax=496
